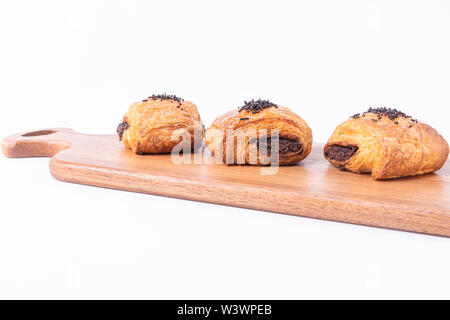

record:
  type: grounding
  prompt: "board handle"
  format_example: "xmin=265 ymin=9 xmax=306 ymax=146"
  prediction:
xmin=2 ymin=128 xmax=75 ymax=158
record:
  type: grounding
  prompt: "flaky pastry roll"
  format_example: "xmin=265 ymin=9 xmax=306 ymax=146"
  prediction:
xmin=324 ymin=107 xmax=449 ymax=180
xmin=205 ymin=99 xmax=312 ymax=165
xmin=117 ymin=94 xmax=204 ymax=154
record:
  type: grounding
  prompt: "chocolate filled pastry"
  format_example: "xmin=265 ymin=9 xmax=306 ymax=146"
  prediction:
xmin=324 ymin=107 xmax=449 ymax=180
xmin=205 ymin=99 xmax=312 ymax=165
xmin=117 ymin=94 xmax=204 ymax=154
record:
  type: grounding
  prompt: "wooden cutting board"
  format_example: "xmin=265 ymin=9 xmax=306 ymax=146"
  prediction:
xmin=3 ymin=128 xmax=450 ymax=237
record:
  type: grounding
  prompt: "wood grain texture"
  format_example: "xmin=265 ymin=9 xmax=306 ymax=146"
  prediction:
xmin=3 ymin=128 xmax=450 ymax=237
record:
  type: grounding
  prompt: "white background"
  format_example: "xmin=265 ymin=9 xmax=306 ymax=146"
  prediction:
xmin=1 ymin=0 xmax=450 ymax=299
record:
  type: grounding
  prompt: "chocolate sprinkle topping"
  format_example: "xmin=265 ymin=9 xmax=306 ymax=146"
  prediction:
xmin=351 ymin=107 xmax=418 ymax=126
xmin=117 ymin=121 xmax=130 ymax=140
xmin=368 ymin=107 xmax=413 ymax=120
xmin=363 ymin=107 xmax=408 ymax=120
xmin=240 ymin=117 xmax=249 ymax=121
xmin=238 ymin=99 xmax=278 ymax=114
xmin=148 ymin=94 xmax=184 ymax=104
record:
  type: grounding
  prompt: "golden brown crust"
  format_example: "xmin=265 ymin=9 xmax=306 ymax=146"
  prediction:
xmin=205 ymin=105 xmax=313 ymax=165
xmin=120 ymin=98 xmax=204 ymax=154
xmin=324 ymin=112 xmax=449 ymax=180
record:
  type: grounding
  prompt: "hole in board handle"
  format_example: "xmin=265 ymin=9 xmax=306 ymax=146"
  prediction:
xmin=22 ymin=130 xmax=57 ymax=137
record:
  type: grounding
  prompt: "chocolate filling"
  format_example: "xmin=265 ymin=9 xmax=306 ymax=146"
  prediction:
xmin=257 ymin=138 xmax=303 ymax=156
xmin=324 ymin=145 xmax=359 ymax=162
xmin=117 ymin=121 xmax=130 ymax=140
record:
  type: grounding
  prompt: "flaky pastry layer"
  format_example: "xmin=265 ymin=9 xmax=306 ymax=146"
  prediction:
xmin=205 ymin=105 xmax=312 ymax=165
xmin=324 ymin=112 xmax=449 ymax=180
xmin=120 ymin=98 xmax=204 ymax=154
